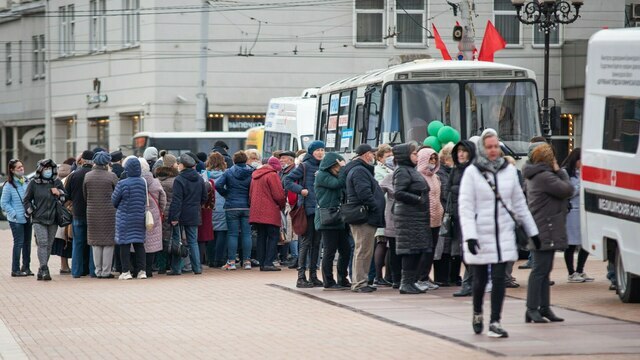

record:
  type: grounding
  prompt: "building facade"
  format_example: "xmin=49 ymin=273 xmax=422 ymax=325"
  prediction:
xmin=0 ymin=0 xmax=634 ymax=165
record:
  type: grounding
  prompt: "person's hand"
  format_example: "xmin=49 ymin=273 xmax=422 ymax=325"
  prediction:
xmin=301 ymin=189 xmax=309 ymax=197
xmin=171 ymin=221 xmax=178 ymax=226
xmin=50 ymin=188 xmax=60 ymax=197
xmin=553 ymin=160 xmax=560 ymax=172
xmin=337 ymin=159 xmax=346 ymax=167
xmin=467 ymin=239 xmax=480 ymax=255
xmin=531 ymin=235 xmax=541 ymax=250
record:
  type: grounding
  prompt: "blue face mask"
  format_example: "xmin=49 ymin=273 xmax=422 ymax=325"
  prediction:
xmin=42 ymin=169 xmax=53 ymax=179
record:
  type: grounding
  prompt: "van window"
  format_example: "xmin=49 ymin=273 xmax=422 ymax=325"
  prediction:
xmin=602 ymin=97 xmax=640 ymax=154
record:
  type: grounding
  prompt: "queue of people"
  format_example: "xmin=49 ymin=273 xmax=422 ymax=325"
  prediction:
xmin=1 ymin=131 xmax=593 ymax=339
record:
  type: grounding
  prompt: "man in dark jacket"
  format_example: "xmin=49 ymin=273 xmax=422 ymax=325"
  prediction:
xmin=344 ymin=144 xmax=386 ymax=293
xmin=284 ymin=140 xmax=325 ymax=288
xmin=110 ymin=151 xmax=124 ymax=179
xmin=65 ymin=150 xmax=95 ymax=278
xmin=211 ymin=140 xmax=234 ymax=169
xmin=169 ymin=154 xmax=208 ymax=275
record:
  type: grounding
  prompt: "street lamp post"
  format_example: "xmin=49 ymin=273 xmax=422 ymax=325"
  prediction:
xmin=511 ymin=0 xmax=583 ymax=140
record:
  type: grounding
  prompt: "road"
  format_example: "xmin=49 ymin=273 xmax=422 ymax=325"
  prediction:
xmin=0 ymin=224 xmax=638 ymax=359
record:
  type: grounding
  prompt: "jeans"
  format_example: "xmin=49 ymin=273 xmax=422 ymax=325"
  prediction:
xmin=526 ymin=250 xmax=555 ymax=310
xmin=472 ymin=262 xmax=507 ymax=323
xmin=289 ymin=239 xmax=299 ymax=258
xmin=214 ymin=231 xmax=228 ymax=264
xmin=226 ymin=210 xmax=252 ymax=262
xmin=297 ymin=214 xmax=320 ymax=272
xmin=255 ymin=224 xmax=279 ymax=267
xmin=9 ymin=221 xmax=32 ymax=273
xmin=321 ymin=229 xmax=350 ymax=287
xmin=171 ymin=225 xmax=201 ymax=274
xmin=71 ymin=218 xmax=95 ymax=278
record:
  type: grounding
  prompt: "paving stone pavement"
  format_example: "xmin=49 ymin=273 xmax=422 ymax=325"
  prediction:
xmin=0 ymin=226 xmax=638 ymax=359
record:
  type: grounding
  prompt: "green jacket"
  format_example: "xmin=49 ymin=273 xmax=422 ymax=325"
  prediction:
xmin=313 ymin=153 xmax=346 ymax=230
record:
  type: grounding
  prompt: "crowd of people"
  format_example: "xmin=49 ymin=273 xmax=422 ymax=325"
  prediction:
xmin=1 ymin=131 xmax=600 ymax=338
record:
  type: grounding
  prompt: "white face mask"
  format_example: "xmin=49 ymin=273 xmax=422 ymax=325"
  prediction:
xmin=250 ymin=161 xmax=261 ymax=169
xmin=427 ymin=164 xmax=436 ymax=172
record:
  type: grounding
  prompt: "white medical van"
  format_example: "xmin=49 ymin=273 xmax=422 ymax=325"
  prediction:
xmin=581 ymin=28 xmax=640 ymax=303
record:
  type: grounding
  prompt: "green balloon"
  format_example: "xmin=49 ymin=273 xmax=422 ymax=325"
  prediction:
xmin=437 ymin=126 xmax=460 ymax=144
xmin=427 ymin=120 xmax=444 ymax=137
xmin=423 ymin=136 xmax=442 ymax=152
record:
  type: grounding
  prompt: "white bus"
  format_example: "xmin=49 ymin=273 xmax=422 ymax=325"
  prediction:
xmin=315 ymin=59 xmax=542 ymax=163
xmin=262 ymin=88 xmax=318 ymax=159
xmin=581 ymin=28 xmax=640 ymax=303
xmin=133 ymin=131 xmax=247 ymax=157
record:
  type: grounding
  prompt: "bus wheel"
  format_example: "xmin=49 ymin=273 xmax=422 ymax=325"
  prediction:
xmin=615 ymin=246 xmax=640 ymax=303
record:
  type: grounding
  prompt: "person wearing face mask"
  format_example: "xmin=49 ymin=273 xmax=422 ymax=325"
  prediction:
xmin=1 ymin=159 xmax=33 ymax=277
xmin=284 ymin=140 xmax=326 ymax=288
xmin=245 ymin=149 xmax=262 ymax=170
xmin=458 ymin=128 xmax=539 ymax=338
xmin=415 ymin=147 xmax=444 ymax=291
xmin=277 ymin=151 xmax=298 ymax=268
xmin=23 ymin=159 xmax=66 ymax=281
xmin=342 ymin=144 xmax=386 ymax=293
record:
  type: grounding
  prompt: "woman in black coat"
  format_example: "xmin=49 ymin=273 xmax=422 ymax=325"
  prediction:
xmin=392 ymin=143 xmax=431 ymax=294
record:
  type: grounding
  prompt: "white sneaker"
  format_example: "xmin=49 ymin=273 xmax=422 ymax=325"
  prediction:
xmin=568 ymin=272 xmax=585 ymax=283
xmin=243 ymin=260 xmax=252 ymax=270
xmin=488 ymin=322 xmax=509 ymax=338
xmin=137 ymin=271 xmax=147 ymax=279
xmin=118 ymin=271 xmax=133 ymax=280
xmin=579 ymin=272 xmax=594 ymax=282
xmin=415 ymin=281 xmax=429 ymax=292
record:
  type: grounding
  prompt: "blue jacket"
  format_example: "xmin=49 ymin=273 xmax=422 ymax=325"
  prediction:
xmin=206 ymin=169 xmax=227 ymax=231
xmin=215 ymin=163 xmax=253 ymax=210
xmin=112 ymin=159 xmax=146 ymax=245
xmin=284 ymin=154 xmax=321 ymax=216
xmin=169 ymin=168 xmax=207 ymax=226
xmin=1 ymin=178 xmax=28 ymax=224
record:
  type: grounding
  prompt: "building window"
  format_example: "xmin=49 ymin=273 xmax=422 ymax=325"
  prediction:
xmin=90 ymin=0 xmax=107 ymax=52
xmin=60 ymin=5 xmax=76 ymax=56
xmin=494 ymin=0 xmax=521 ymax=46
xmin=533 ymin=24 xmax=561 ymax=46
xmin=395 ymin=0 xmax=426 ymax=45
xmin=32 ymin=35 xmax=45 ymax=80
xmin=5 ymin=42 xmax=11 ymax=85
xmin=355 ymin=0 xmax=386 ymax=45
xmin=59 ymin=6 xmax=67 ymax=55
xmin=123 ymin=0 xmax=140 ymax=46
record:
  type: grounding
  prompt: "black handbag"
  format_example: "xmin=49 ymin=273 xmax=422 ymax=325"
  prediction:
xmin=340 ymin=202 xmax=368 ymax=225
xmin=166 ymin=226 xmax=190 ymax=258
xmin=439 ymin=193 xmax=453 ymax=238
xmin=318 ymin=206 xmax=341 ymax=226
xmin=482 ymin=174 xmax=530 ymax=250
xmin=55 ymin=200 xmax=72 ymax=227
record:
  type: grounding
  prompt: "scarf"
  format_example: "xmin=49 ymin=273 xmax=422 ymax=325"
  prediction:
xmin=475 ymin=129 xmax=505 ymax=174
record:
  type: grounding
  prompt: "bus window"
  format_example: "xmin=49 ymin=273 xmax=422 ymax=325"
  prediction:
xmin=366 ymin=85 xmax=382 ymax=146
xmin=318 ymin=108 xmax=328 ymax=146
xmin=336 ymin=91 xmax=354 ymax=151
xmin=293 ymin=138 xmax=299 ymax=152
xmin=602 ymin=97 xmax=640 ymax=154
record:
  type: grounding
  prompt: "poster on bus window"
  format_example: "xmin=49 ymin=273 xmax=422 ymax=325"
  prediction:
xmin=328 ymin=116 xmax=338 ymax=131
xmin=338 ymin=115 xmax=349 ymax=127
xmin=340 ymin=95 xmax=350 ymax=107
xmin=340 ymin=128 xmax=353 ymax=148
xmin=326 ymin=133 xmax=336 ymax=148
xmin=329 ymin=94 xmax=339 ymax=115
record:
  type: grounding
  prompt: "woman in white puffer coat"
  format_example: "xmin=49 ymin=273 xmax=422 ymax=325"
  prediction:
xmin=458 ymin=128 xmax=539 ymax=339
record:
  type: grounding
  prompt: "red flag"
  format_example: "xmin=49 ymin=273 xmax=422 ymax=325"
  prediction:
xmin=478 ymin=20 xmax=507 ymax=62
xmin=432 ymin=24 xmax=452 ymax=60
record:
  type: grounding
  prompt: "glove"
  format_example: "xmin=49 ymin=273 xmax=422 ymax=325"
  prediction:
xmin=467 ymin=239 xmax=480 ymax=255
xmin=531 ymin=235 xmax=541 ymax=250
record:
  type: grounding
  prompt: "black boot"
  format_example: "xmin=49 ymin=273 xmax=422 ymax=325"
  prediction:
xmin=525 ymin=309 xmax=549 ymax=323
xmin=399 ymin=270 xmax=422 ymax=294
xmin=21 ymin=266 xmax=34 ymax=276
xmin=539 ymin=307 xmax=564 ymax=322
xmin=42 ymin=266 xmax=52 ymax=281
xmin=296 ymin=268 xmax=313 ymax=288
xmin=453 ymin=283 xmax=472 ymax=297
xmin=309 ymin=271 xmax=324 ymax=287
xmin=37 ymin=267 xmax=44 ymax=281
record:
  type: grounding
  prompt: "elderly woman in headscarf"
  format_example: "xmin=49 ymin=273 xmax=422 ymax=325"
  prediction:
xmin=23 ymin=159 xmax=66 ymax=281
xmin=83 ymin=152 xmax=119 ymax=278
xmin=138 ymin=157 xmax=167 ymax=278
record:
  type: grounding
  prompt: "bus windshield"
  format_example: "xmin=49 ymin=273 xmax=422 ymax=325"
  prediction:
xmin=382 ymin=80 xmax=539 ymax=154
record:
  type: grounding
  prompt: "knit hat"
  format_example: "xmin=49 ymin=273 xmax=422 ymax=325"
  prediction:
xmin=81 ymin=150 xmax=95 ymax=161
xmin=163 ymin=154 xmax=177 ymax=168
xmin=307 ymin=140 xmax=325 ymax=155
xmin=196 ymin=152 xmax=208 ymax=163
xmin=92 ymin=147 xmax=107 ymax=154
xmin=178 ymin=153 xmax=196 ymax=168
xmin=93 ymin=151 xmax=111 ymax=166
xmin=214 ymin=140 xmax=229 ymax=150
xmin=267 ymin=156 xmax=282 ymax=172
xmin=143 ymin=147 xmax=159 ymax=162
xmin=110 ymin=150 xmax=123 ymax=162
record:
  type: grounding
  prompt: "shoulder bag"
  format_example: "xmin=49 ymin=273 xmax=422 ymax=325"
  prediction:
xmin=482 ymin=173 xmax=529 ymax=250
xmin=317 ymin=205 xmax=341 ymax=226
xmin=144 ymin=179 xmax=154 ymax=231
xmin=289 ymin=163 xmax=308 ymax=236
xmin=439 ymin=192 xmax=453 ymax=238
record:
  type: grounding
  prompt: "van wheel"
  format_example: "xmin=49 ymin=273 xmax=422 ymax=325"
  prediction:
xmin=615 ymin=246 xmax=640 ymax=303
